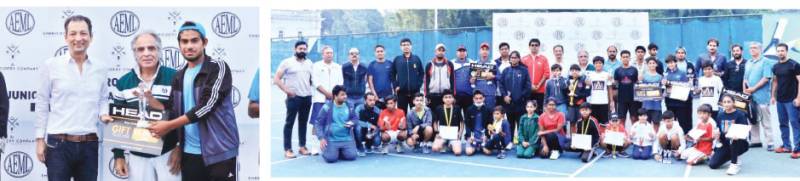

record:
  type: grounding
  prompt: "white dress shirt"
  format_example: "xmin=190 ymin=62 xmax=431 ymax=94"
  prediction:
xmin=36 ymin=55 xmax=110 ymax=138
xmin=312 ymin=60 xmax=343 ymax=103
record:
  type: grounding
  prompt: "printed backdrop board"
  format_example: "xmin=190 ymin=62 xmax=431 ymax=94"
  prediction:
xmin=0 ymin=7 xmax=259 ymax=181
xmin=492 ymin=12 xmax=649 ymax=69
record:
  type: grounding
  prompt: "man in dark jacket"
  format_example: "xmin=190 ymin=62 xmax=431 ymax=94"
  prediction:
xmin=391 ymin=38 xmax=424 ymax=113
xmin=148 ymin=21 xmax=239 ymax=181
xmin=343 ymin=48 xmax=368 ymax=108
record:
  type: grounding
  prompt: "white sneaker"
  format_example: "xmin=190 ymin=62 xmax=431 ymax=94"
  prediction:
xmin=726 ymin=164 xmax=740 ymax=175
xmin=310 ymin=146 xmax=320 ymax=156
xmin=381 ymin=144 xmax=389 ymax=155
xmin=549 ymin=150 xmax=560 ymax=160
xmin=396 ymin=143 xmax=404 ymax=153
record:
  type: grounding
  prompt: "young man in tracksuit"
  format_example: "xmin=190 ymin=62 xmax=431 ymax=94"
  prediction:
xmin=110 ymin=32 xmax=181 ymax=181
xmin=391 ymin=38 xmax=425 ymax=113
xmin=424 ymin=43 xmax=456 ymax=112
xmin=147 ymin=22 xmax=239 ymax=181
xmin=355 ymin=93 xmax=382 ymax=154
xmin=315 ymin=85 xmax=360 ymax=163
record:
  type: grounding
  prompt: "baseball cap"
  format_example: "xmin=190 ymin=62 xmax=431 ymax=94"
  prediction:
xmin=178 ymin=21 xmax=207 ymax=38
xmin=435 ymin=43 xmax=446 ymax=51
xmin=480 ymin=42 xmax=490 ymax=49
xmin=457 ymin=45 xmax=466 ymax=51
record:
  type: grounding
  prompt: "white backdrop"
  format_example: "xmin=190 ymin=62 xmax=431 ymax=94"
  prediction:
xmin=492 ymin=12 xmax=649 ymax=67
xmin=0 ymin=7 xmax=259 ymax=181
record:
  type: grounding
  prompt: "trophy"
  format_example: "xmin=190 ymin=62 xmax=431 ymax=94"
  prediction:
xmin=136 ymin=82 xmax=150 ymax=128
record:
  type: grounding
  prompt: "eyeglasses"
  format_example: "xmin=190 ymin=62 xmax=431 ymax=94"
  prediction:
xmin=530 ymin=44 xmax=540 ymax=47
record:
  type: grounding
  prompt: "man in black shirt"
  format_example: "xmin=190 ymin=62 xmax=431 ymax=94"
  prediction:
xmin=770 ymin=43 xmax=800 ymax=158
xmin=722 ymin=44 xmax=746 ymax=92
xmin=614 ymin=50 xmax=639 ymax=125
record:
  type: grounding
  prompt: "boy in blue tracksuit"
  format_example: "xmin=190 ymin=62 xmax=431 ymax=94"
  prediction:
xmin=545 ymin=64 xmax=569 ymax=114
xmin=483 ymin=106 xmax=512 ymax=159
xmin=464 ymin=90 xmax=493 ymax=156
xmin=315 ymin=86 xmax=359 ymax=163
xmin=566 ymin=64 xmax=591 ymax=124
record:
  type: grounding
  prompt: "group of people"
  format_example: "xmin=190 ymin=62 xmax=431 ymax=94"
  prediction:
xmin=277 ymin=36 xmax=800 ymax=176
xmin=0 ymin=15 xmax=260 ymax=181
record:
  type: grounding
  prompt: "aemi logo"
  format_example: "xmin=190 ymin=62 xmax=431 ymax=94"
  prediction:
xmin=212 ymin=12 xmax=241 ymax=38
xmin=232 ymin=86 xmax=241 ymax=108
xmin=54 ymin=45 xmax=69 ymax=57
xmin=5 ymin=9 xmax=35 ymax=36
xmin=4 ymin=151 xmax=34 ymax=178
xmin=110 ymin=10 xmax=140 ymax=37
xmin=161 ymin=46 xmax=185 ymax=69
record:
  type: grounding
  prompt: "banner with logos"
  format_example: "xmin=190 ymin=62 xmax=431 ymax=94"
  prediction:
xmin=492 ymin=12 xmax=649 ymax=68
xmin=0 ymin=7 xmax=259 ymax=181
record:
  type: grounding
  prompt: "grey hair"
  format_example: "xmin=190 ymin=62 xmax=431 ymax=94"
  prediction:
xmin=321 ymin=45 xmax=333 ymax=52
xmin=349 ymin=47 xmax=359 ymax=54
xmin=675 ymin=46 xmax=686 ymax=53
xmin=577 ymin=49 xmax=588 ymax=57
xmin=749 ymin=41 xmax=762 ymax=49
xmin=130 ymin=31 xmax=162 ymax=54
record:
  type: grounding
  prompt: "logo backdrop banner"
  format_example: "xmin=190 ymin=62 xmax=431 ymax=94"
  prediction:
xmin=0 ymin=7 xmax=259 ymax=181
xmin=492 ymin=12 xmax=649 ymax=69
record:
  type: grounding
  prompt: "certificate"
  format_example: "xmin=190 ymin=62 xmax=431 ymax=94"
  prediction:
xmin=687 ymin=129 xmax=706 ymax=140
xmin=103 ymin=104 xmax=165 ymax=155
xmin=668 ymin=81 xmax=691 ymax=101
xmin=439 ymin=126 xmax=459 ymax=140
xmin=571 ymin=134 xmax=593 ymax=150
xmin=603 ymin=131 xmax=625 ymax=146
xmin=634 ymin=83 xmax=662 ymax=101
xmin=725 ymin=124 xmax=751 ymax=140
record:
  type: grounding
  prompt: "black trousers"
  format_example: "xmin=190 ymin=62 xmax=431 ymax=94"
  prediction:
xmin=397 ymin=91 xmax=415 ymax=113
xmin=182 ymin=153 xmax=237 ymax=181
xmin=591 ymin=104 xmax=609 ymax=125
xmin=709 ymin=139 xmax=749 ymax=169
xmin=284 ymin=96 xmax=311 ymax=150
xmin=616 ymin=101 xmax=638 ymax=124
xmin=427 ymin=93 xmax=444 ymax=111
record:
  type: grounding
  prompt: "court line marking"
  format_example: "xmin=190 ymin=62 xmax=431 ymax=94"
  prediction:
xmin=271 ymin=156 xmax=309 ymax=165
xmin=386 ymin=153 xmax=572 ymax=176
xmin=569 ymin=150 xmax=605 ymax=178
xmin=684 ymin=164 xmax=692 ymax=178
xmin=272 ymin=136 xmax=568 ymax=176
